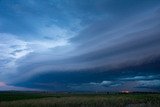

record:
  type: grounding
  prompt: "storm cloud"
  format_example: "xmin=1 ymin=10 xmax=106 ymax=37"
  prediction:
xmin=0 ymin=0 xmax=160 ymax=92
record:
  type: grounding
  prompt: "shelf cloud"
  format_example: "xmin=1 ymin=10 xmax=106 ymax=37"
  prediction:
xmin=0 ymin=0 xmax=160 ymax=92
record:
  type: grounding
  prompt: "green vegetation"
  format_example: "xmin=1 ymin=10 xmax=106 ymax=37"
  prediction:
xmin=0 ymin=91 xmax=53 ymax=101
xmin=0 ymin=92 xmax=160 ymax=107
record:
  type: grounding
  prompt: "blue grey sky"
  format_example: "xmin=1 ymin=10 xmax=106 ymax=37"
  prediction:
xmin=0 ymin=0 xmax=160 ymax=92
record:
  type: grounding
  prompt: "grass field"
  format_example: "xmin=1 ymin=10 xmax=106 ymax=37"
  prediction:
xmin=0 ymin=92 xmax=160 ymax=107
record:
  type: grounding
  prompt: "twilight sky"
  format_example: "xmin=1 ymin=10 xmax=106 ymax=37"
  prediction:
xmin=0 ymin=0 xmax=160 ymax=92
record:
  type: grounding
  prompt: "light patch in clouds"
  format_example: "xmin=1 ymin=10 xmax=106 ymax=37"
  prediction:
xmin=90 ymin=81 xmax=112 ymax=86
xmin=40 ymin=25 xmax=76 ymax=40
xmin=138 ymin=80 xmax=160 ymax=87
xmin=122 ymin=75 xmax=158 ymax=80
xmin=0 ymin=81 xmax=39 ymax=91
xmin=0 ymin=33 xmax=32 ymax=60
xmin=28 ymin=25 xmax=77 ymax=52
xmin=0 ymin=82 xmax=6 ymax=87
xmin=29 ymin=39 xmax=70 ymax=51
xmin=0 ymin=33 xmax=32 ymax=74
xmin=0 ymin=30 xmax=74 ymax=81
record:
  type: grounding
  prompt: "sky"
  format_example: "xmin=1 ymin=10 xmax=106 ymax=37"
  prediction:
xmin=0 ymin=0 xmax=160 ymax=92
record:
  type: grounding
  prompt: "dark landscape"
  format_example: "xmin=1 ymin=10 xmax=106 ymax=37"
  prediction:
xmin=0 ymin=91 xmax=160 ymax=107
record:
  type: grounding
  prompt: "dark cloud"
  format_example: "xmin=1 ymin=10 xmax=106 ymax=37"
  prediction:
xmin=13 ymin=60 xmax=160 ymax=91
xmin=0 ymin=0 xmax=160 ymax=91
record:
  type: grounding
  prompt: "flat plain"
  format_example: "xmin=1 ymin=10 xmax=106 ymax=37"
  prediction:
xmin=0 ymin=91 xmax=160 ymax=107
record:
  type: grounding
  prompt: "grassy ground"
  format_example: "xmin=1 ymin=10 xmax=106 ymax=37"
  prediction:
xmin=0 ymin=92 xmax=160 ymax=107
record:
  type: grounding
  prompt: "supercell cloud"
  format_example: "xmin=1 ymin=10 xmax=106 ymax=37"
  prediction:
xmin=0 ymin=0 xmax=160 ymax=92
